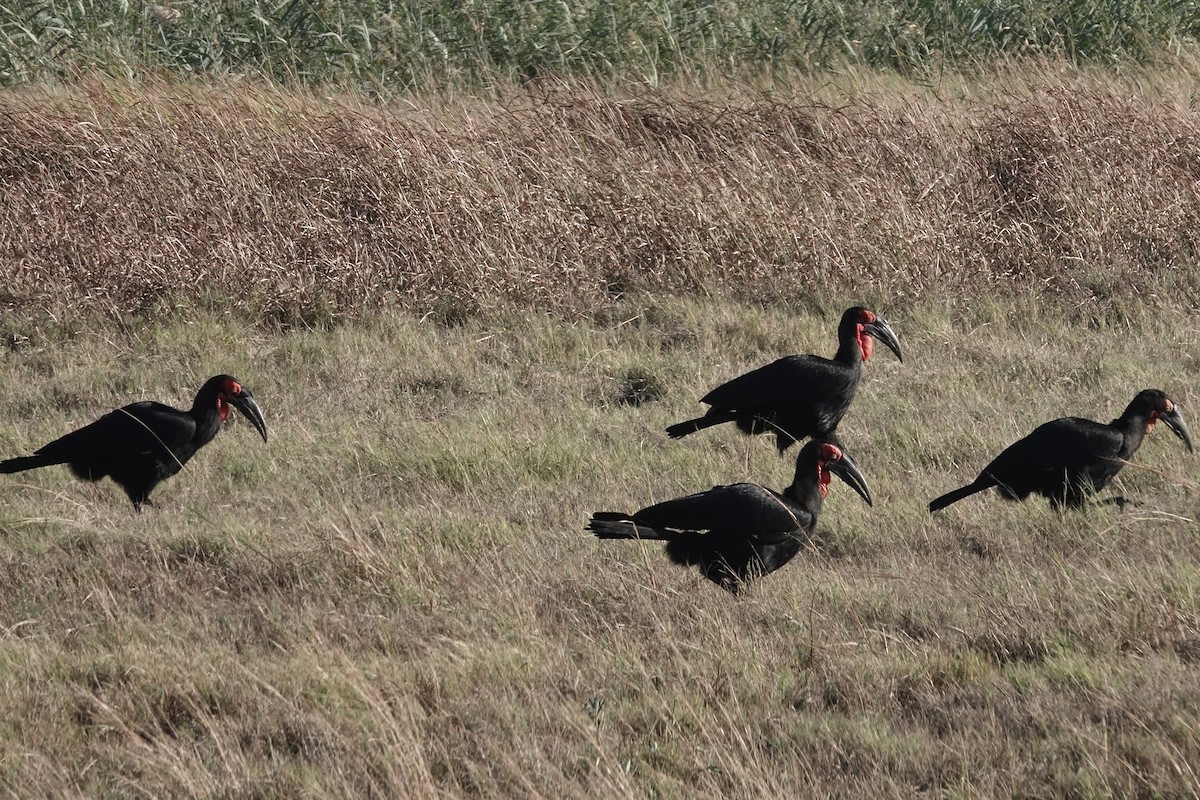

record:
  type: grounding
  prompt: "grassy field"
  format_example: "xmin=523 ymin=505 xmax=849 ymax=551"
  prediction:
xmin=0 ymin=300 xmax=1197 ymax=797
xmin=6 ymin=66 xmax=1200 ymax=325
xmin=1 ymin=65 xmax=1200 ymax=796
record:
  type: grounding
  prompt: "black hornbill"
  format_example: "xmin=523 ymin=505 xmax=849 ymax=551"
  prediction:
xmin=1 ymin=375 xmax=268 ymax=510
xmin=665 ymin=306 xmax=902 ymax=452
xmin=588 ymin=438 xmax=872 ymax=593
xmin=929 ymin=389 xmax=1193 ymax=512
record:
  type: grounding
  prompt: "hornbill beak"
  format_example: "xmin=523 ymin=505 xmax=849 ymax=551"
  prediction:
xmin=829 ymin=449 xmax=873 ymax=507
xmin=1161 ymin=404 xmax=1193 ymax=453
xmin=228 ymin=391 xmax=268 ymax=442
xmin=863 ymin=316 xmax=903 ymax=363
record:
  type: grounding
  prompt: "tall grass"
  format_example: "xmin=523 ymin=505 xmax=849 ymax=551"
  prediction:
xmin=6 ymin=68 xmax=1200 ymax=329
xmin=3 ymin=0 xmax=1200 ymax=90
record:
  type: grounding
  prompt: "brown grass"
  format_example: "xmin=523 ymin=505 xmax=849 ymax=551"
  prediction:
xmin=5 ymin=64 xmax=1200 ymax=327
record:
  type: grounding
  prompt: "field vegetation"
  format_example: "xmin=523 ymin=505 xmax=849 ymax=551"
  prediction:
xmin=2 ymin=10 xmax=1200 ymax=797
xmin=5 ymin=0 xmax=1200 ymax=90
xmin=7 ymin=64 xmax=1200 ymax=325
xmin=1 ymin=292 xmax=1198 ymax=797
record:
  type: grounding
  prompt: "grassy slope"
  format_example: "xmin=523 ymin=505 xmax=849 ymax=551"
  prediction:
xmin=6 ymin=66 xmax=1200 ymax=325
xmin=0 ymin=68 xmax=1199 ymax=796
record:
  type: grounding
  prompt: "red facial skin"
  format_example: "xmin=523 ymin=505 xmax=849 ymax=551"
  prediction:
xmin=1145 ymin=399 xmax=1174 ymax=435
xmin=217 ymin=379 xmax=244 ymax=422
xmin=856 ymin=310 xmax=877 ymax=361
xmin=816 ymin=443 xmax=843 ymax=497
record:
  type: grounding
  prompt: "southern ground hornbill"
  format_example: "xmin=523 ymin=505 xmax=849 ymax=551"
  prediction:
xmin=588 ymin=438 xmax=872 ymax=593
xmin=929 ymin=389 xmax=1192 ymax=512
xmin=1 ymin=375 xmax=268 ymax=510
xmin=666 ymin=306 xmax=902 ymax=452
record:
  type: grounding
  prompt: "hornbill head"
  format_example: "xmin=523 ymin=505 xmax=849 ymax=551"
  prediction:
xmin=216 ymin=376 xmax=268 ymax=442
xmin=843 ymin=306 xmax=903 ymax=363
xmin=1137 ymin=390 xmax=1193 ymax=453
xmin=810 ymin=438 xmax=873 ymax=506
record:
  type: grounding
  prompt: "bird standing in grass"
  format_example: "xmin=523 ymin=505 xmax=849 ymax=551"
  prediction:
xmin=666 ymin=306 xmax=902 ymax=452
xmin=1 ymin=375 xmax=268 ymax=510
xmin=929 ymin=389 xmax=1192 ymax=512
xmin=588 ymin=438 xmax=872 ymax=593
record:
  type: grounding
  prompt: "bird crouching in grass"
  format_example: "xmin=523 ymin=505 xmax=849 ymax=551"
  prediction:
xmin=666 ymin=306 xmax=902 ymax=453
xmin=588 ymin=438 xmax=872 ymax=594
xmin=1 ymin=375 xmax=268 ymax=510
xmin=929 ymin=389 xmax=1192 ymax=513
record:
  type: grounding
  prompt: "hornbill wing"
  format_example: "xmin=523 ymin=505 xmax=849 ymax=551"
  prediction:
xmin=126 ymin=401 xmax=200 ymax=460
xmin=980 ymin=417 xmax=1123 ymax=491
xmin=700 ymin=355 xmax=851 ymax=411
xmin=36 ymin=402 xmax=196 ymax=470
xmin=634 ymin=483 xmax=812 ymax=539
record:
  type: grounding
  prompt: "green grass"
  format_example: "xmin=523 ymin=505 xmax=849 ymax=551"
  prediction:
xmin=0 ymin=298 xmax=1197 ymax=795
xmin=4 ymin=0 xmax=1200 ymax=91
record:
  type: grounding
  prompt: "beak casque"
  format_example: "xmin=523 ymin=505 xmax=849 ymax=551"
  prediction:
xmin=228 ymin=391 xmax=268 ymax=442
xmin=864 ymin=316 xmax=903 ymax=363
xmin=829 ymin=449 xmax=873 ymax=506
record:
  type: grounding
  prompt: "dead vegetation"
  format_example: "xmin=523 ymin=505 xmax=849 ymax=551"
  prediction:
xmin=4 ymin=67 xmax=1200 ymax=327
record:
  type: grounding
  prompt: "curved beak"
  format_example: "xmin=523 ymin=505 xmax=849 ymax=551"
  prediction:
xmin=1162 ymin=405 xmax=1193 ymax=453
xmin=829 ymin=450 xmax=873 ymax=507
xmin=228 ymin=391 xmax=268 ymax=442
xmin=864 ymin=316 xmax=903 ymax=363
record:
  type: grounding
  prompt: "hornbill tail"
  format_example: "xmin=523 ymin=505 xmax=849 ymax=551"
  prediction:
xmin=665 ymin=408 xmax=737 ymax=440
xmin=665 ymin=419 xmax=706 ymax=440
xmin=0 ymin=454 xmax=64 ymax=474
xmin=587 ymin=514 xmax=670 ymax=541
xmin=929 ymin=478 xmax=995 ymax=512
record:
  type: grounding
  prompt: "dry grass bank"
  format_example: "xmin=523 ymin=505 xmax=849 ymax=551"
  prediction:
xmin=3 ymin=65 xmax=1200 ymax=328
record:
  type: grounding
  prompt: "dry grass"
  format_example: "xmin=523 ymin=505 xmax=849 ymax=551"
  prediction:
xmin=5 ymin=64 xmax=1200 ymax=328
xmin=1 ymin=66 xmax=1200 ymax=797
xmin=0 ymin=299 xmax=1196 ymax=797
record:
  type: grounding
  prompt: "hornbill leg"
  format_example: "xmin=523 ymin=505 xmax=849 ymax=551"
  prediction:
xmin=1100 ymin=495 xmax=1143 ymax=510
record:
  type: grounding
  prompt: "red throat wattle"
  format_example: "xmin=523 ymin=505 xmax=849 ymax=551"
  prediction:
xmin=818 ymin=467 xmax=832 ymax=497
xmin=817 ymin=443 xmax=842 ymax=496
xmin=857 ymin=325 xmax=874 ymax=361
xmin=218 ymin=380 xmax=242 ymax=422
